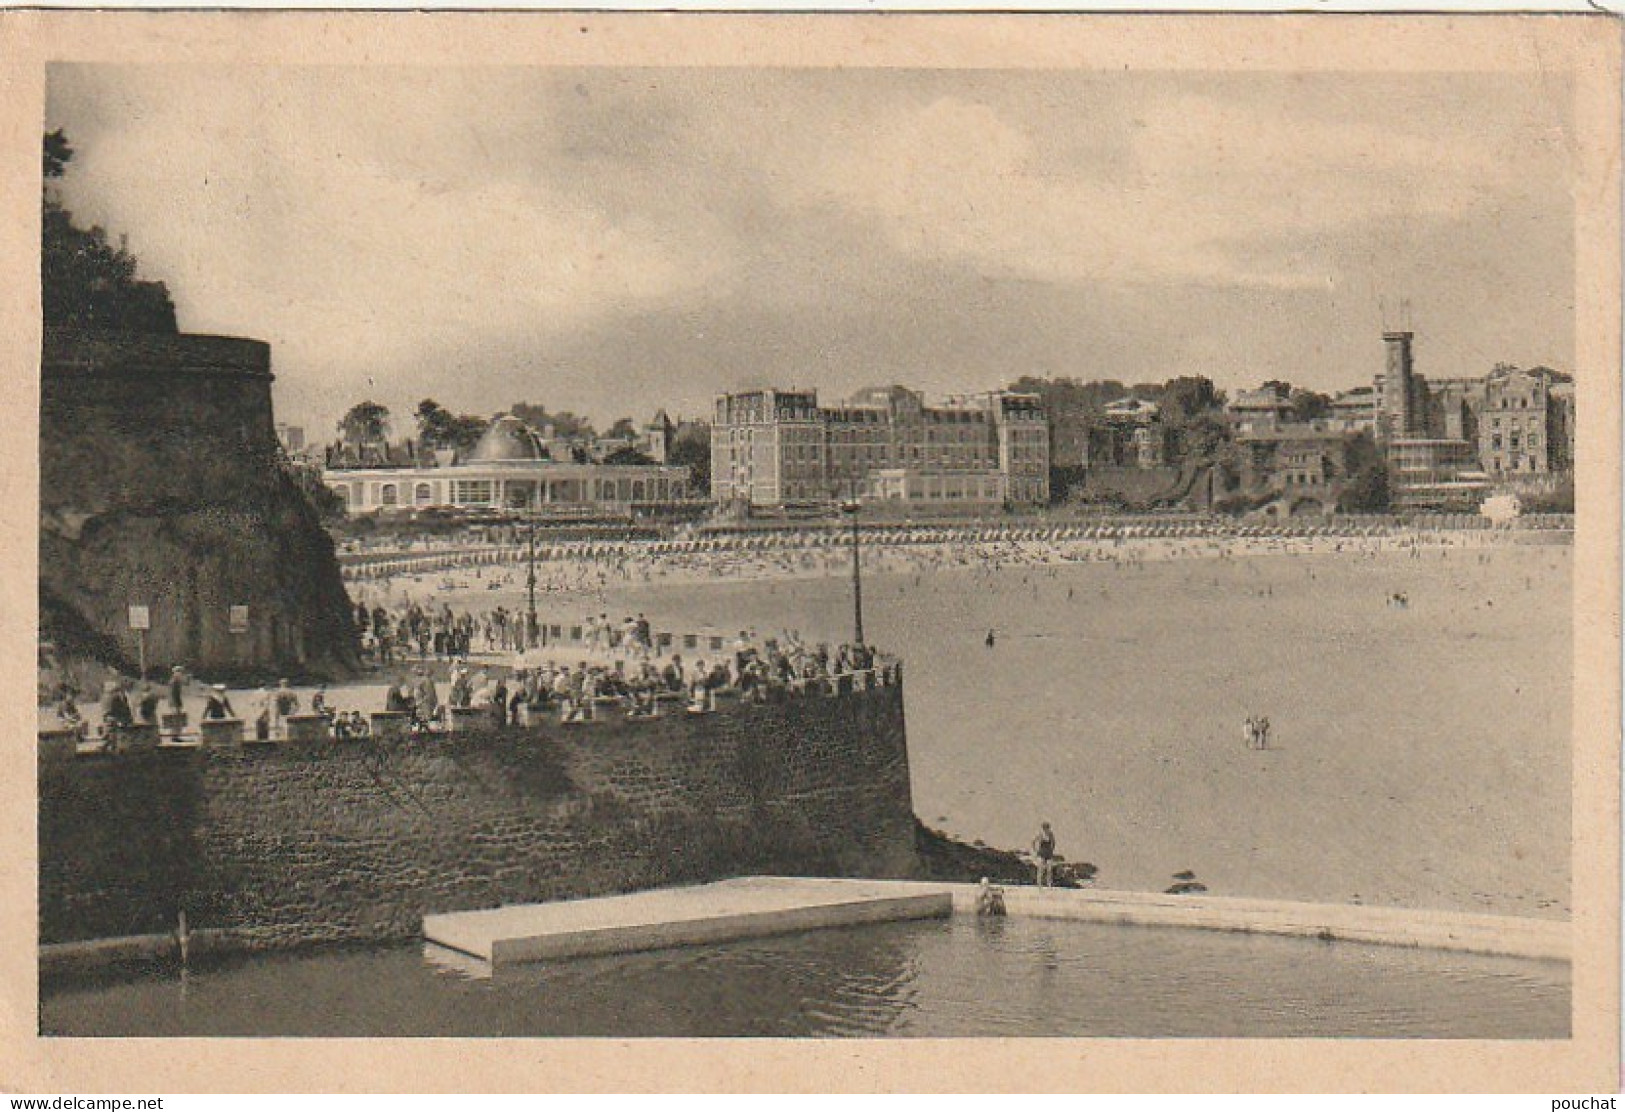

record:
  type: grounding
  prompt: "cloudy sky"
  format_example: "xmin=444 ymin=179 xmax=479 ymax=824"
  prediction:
xmin=46 ymin=64 xmax=1574 ymax=437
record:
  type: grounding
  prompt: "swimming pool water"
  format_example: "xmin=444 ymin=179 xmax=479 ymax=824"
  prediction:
xmin=41 ymin=916 xmax=1569 ymax=1038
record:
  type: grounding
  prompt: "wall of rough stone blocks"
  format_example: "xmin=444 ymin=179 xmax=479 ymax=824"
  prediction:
xmin=40 ymin=328 xmax=356 ymax=679
xmin=39 ymin=682 xmax=918 ymax=948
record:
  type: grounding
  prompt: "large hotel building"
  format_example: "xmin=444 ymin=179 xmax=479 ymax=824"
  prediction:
xmin=712 ymin=385 xmax=1049 ymax=508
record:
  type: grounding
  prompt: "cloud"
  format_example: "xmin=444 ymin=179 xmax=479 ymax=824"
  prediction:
xmin=51 ymin=67 xmax=731 ymax=368
xmin=45 ymin=66 xmax=1575 ymax=433
xmin=747 ymin=83 xmax=1566 ymax=293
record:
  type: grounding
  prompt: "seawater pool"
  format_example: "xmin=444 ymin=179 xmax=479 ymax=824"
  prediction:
xmin=41 ymin=917 xmax=1569 ymax=1038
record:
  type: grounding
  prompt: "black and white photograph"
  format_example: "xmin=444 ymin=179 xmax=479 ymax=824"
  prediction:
xmin=10 ymin=9 xmax=1620 ymax=1092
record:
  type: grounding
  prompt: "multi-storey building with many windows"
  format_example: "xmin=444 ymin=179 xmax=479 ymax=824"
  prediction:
xmin=712 ymin=385 xmax=1049 ymax=508
xmin=1477 ymin=366 xmax=1573 ymax=477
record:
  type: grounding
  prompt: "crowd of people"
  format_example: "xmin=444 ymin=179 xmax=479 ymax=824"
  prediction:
xmin=351 ymin=599 xmax=665 ymax=662
xmin=375 ymin=630 xmax=887 ymax=732
xmin=45 ymin=605 xmax=891 ymax=745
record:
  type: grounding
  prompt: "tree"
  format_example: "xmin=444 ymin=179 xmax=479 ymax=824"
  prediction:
xmin=1160 ymin=376 xmax=1226 ymax=421
xmin=1288 ymin=387 xmax=1332 ymax=423
xmin=415 ymin=399 xmax=489 ymax=452
xmin=606 ymin=417 xmax=637 ymax=440
xmin=1181 ymin=413 xmax=1232 ymax=458
xmin=1338 ymin=431 xmax=1390 ymax=512
xmin=604 ymin=445 xmax=655 ymax=465
xmin=282 ymin=455 xmax=345 ymax=521
xmin=1007 ymin=375 xmax=1131 ymax=423
xmin=42 ymin=130 xmax=178 ymax=334
xmin=509 ymin=403 xmax=595 ymax=440
xmin=1338 ymin=465 xmax=1390 ymax=513
xmin=447 ymin=414 xmax=491 ymax=451
xmin=668 ymin=422 xmax=711 ymax=494
xmin=338 ymin=401 xmax=390 ymax=448
xmin=43 ymin=129 xmax=72 ymax=180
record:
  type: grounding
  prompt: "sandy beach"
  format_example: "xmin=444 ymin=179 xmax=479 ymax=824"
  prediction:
xmin=60 ymin=531 xmax=1571 ymax=922
xmin=330 ymin=532 xmax=1571 ymax=921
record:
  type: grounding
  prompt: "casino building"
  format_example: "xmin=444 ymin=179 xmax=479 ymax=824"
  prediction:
xmin=324 ymin=414 xmax=692 ymax=517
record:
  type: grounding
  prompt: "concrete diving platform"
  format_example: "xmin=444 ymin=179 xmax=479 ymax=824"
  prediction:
xmin=423 ymin=877 xmax=953 ymax=966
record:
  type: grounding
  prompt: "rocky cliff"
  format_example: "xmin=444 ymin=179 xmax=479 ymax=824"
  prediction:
xmin=40 ymin=328 xmax=356 ymax=681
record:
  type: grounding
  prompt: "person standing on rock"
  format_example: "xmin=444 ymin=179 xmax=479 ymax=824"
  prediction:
xmin=1033 ymin=821 xmax=1057 ymax=888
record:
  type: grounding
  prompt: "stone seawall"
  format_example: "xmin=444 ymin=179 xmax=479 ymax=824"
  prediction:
xmin=40 ymin=683 xmax=917 ymax=948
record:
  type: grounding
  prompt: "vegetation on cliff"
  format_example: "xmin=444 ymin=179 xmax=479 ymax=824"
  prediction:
xmin=39 ymin=131 xmax=358 ymax=683
xmin=42 ymin=131 xmax=178 ymax=333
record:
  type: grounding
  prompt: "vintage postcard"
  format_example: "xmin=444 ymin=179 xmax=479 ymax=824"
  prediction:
xmin=0 ymin=10 xmax=1618 ymax=1094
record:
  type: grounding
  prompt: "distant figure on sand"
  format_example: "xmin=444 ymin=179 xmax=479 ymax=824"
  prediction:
xmin=1032 ymin=821 xmax=1056 ymax=887
xmin=1245 ymin=715 xmax=1271 ymax=750
xmin=985 ymin=629 xmax=996 ymax=649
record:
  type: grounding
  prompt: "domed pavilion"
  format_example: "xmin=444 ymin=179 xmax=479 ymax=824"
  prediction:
xmin=323 ymin=412 xmax=691 ymax=517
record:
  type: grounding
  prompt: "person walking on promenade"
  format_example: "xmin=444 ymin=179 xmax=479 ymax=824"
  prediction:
xmin=491 ymin=675 xmax=509 ymax=728
xmin=1244 ymin=715 xmax=1258 ymax=750
xmin=1258 ymin=716 xmax=1271 ymax=751
xmin=1033 ymin=822 xmax=1057 ymax=888
xmin=136 ymin=684 xmax=160 ymax=725
xmin=100 ymin=680 xmax=133 ymax=731
xmin=985 ymin=628 xmax=996 ymax=649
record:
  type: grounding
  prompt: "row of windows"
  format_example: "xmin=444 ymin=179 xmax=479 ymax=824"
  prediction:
xmin=1489 ymin=415 xmax=1543 ymax=430
xmin=1488 ymin=394 xmax=1548 ymax=412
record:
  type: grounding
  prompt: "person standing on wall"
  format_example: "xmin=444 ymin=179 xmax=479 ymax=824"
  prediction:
xmin=202 ymin=683 xmax=235 ymax=720
xmin=272 ymin=679 xmax=299 ymax=738
xmin=1033 ymin=822 xmax=1056 ymax=888
xmin=168 ymin=665 xmax=188 ymax=716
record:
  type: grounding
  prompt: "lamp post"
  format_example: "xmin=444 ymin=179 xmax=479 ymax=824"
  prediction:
xmin=838 ymin=482 xmax=864 ymax=645
xmin=525 ymin=506 xmax=539 ymax=649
